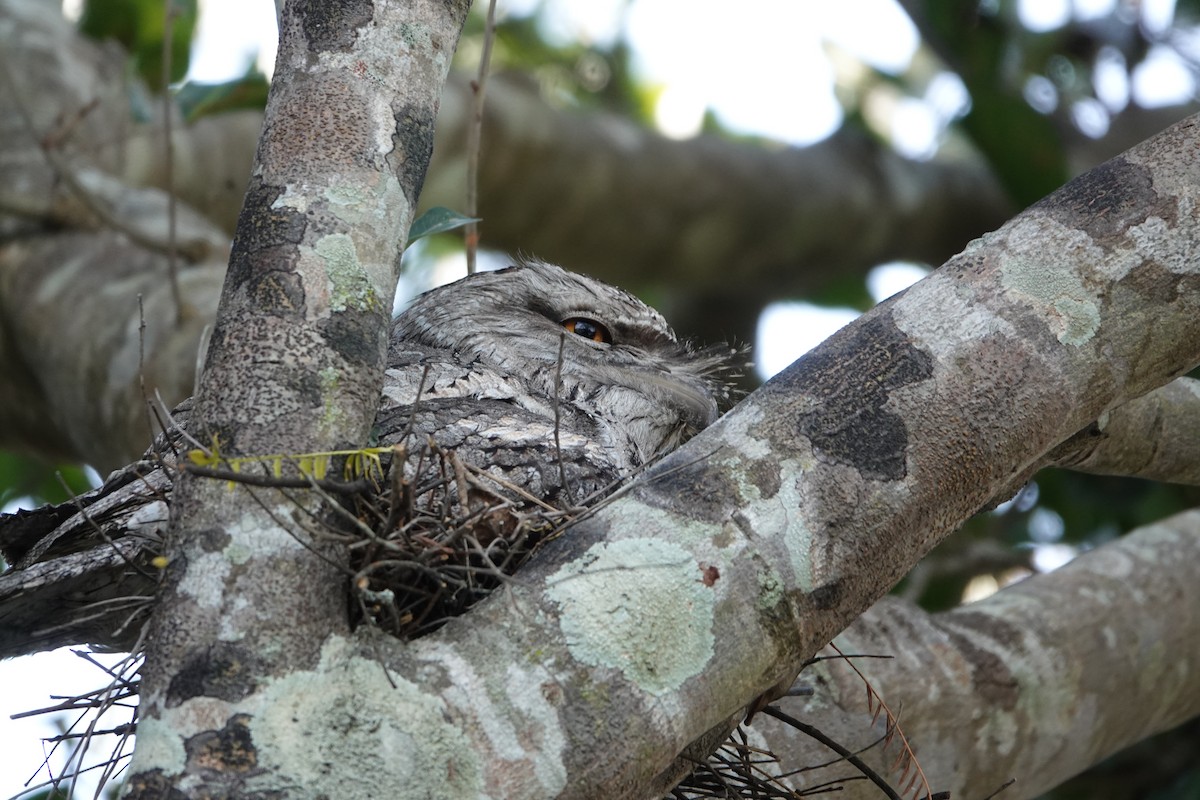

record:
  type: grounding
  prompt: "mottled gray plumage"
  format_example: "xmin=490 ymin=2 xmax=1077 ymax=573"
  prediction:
xmin=0 ymin=261 xmax=733 ymax=655
xmin=380 ymin=261 xmax=730 ymax=504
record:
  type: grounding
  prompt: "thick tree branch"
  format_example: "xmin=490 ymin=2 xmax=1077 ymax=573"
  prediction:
xmin=0 ymin=2 xmax=1013 ymax=465
xmin=0 ymin=0 xmax=228 ymax=469
xmin=0 ymin=231 xmax=224 ymax=469
xmin=757 ymin=507 xmax=1200 ymax=797
xmin=423 ymin=73 xmax=1013 ymax=300
xmin=2 ymin=4 xmax=1199 ymax=798
xmin=1049 ymin=377 xmax=1200 ymax=485
xmin=125 ymin=1 xmax=470 ymax=796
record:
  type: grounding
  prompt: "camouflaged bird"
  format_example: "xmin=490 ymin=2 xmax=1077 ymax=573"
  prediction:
xmin=0 ymin=261 xmax=735 ymax=653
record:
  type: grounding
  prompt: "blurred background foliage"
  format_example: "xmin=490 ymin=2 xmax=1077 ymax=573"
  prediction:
xmin=4 ymin=1 xmax=1200 ymax=797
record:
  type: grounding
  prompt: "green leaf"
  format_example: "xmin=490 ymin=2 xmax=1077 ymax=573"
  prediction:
xmin=176 ymin=72 xmax=271 ymax=121
xmin=407 ymin=207 xmax=480 ymax=247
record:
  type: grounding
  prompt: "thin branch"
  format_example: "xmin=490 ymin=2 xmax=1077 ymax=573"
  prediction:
xmin=182 ymin=464 xmax=375 ymax=494
xmin=760 ymin=706 xmax=904 ymax=800
xmin=828 ymin=642 xmax=935 ymax=800
xmin=464 ymin=0 xmax=498 ymax=273
xmin=160 ymin=0 xmax=184 ymax=324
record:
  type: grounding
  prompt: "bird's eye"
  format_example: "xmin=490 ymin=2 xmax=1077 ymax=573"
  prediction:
xmin=562 ymin=317 xmax=612 ymax=344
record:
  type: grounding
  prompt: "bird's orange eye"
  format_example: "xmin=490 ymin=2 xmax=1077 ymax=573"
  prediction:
xmin=562 ymin=317 xmax=612 ymax=344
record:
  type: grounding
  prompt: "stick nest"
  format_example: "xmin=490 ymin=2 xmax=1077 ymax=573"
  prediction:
xmin=346 ymin=441 xmax=582 ymax=639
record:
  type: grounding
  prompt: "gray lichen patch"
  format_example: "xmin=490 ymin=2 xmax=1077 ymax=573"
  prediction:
xmin=993 ymin=216 xmax=1114 ymax=346
xmin=419 ymin=642 xmax=569 ymax=796
xmin=253 ymin=637 xmax=483 ymax=799
xmin=547 ymin=538 xmax=715 ymax=696
xmin=314 ymin=233 xmax=381 ymax=313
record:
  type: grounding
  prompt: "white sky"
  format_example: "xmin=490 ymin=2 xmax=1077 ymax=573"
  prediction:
xmin=3 ymin=0 xmax=1193 ymax=796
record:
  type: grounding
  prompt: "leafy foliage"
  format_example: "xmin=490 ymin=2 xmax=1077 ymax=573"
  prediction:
xmin=0 ymin=452 xmax=93 ymax=511
xmin=78 ymin=0 xmax=196 ymax=87
xmin=915 ymin=0 xmax=1070 ymax=205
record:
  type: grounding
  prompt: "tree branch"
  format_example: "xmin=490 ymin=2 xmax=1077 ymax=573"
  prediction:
xmin=125 ymin=1 xmax=471 ymax=796
xmin=1049 ymin=377 xmax=1200 ymax=485
xmin=757 ymin=507 xmax=1200 ymax=797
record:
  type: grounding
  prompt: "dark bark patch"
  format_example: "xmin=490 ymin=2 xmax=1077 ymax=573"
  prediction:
xmin=185 ymin=714 xmax=259 ymax=773
xmin=1033 ymin=157 xmax=1175 ymax=242
xmin=393 ymin=104 xmax=437 ymax=206
xmin=294 ymin=0 xmax=373 ymax=51
xmin=1122 ymin=259 xmax=1192 ymax=306
xmin=122 ymin=769 xmax=188 ymax=800
xmin=167 ymin=642 xmax=259 ymax=706
xmin=227 ymin=179 xmax=307 ymax=302
xmin=319 ymin=309 xmax=386 ymax=367
xmin=730 ymin=510 xmax=753 ymax=538
xmin=638 ymin=450 xmax=742 ymax=524
xmin=195 ymin=526 xmax=231 ymax=554
xmin=774 ymin=311 xmax=933 ymax=481
xmin=747 ymin=458 xmax=781 ymax=501
xmin=809 ymin=579 xmax=843 ymax=610
xmin=939 ymin=624 xmax=1020 ymax=709
xmin=231 ymin=180 xmax=308 ymax=262
xmin=248 ymin=270 xmax=306 ymax=314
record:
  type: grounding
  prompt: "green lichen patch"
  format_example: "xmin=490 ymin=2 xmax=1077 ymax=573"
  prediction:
xmin=547 ymin=538 xmax=714 ymax=696
xmin=316 ymin=233 xmax=380 ymax=312
xmin=998 ymin=221 xmax=1102 ymax=346
xmin=253 ymin=638 xmax=483 ymax=799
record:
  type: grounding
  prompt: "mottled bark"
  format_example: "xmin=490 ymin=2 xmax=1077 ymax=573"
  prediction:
xmin=1048 ymin=377 xmax=1200 ymax=484
xmin=124 ymin=0 xmax=471 ymax=796
xmin=0 ymin=2 xmax=1014 ymax=467
xmin=759 ymin=508 xmax=1200 ymax=797
xmin=0 ymin=0 xmax=227 ymax=469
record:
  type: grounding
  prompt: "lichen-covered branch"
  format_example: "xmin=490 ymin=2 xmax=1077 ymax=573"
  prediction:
xmin=0 ymin=1 xmax=1011 ymax=468
xmin=124 ymin=1 xmax=470 ymax=796
xmin=756 ymin=507 xmax=1200 ymax=798
xmin=2 ymin=2 xmax=1200 ymax=797
xmin=0 ymin=230 xmax=225 ymax=469
xmin=0 ymin=0 xmax=228 ymax=468
xmin=423 ymin=73 xmax=1012 ymax=301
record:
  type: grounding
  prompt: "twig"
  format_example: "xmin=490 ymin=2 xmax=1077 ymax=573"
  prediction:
xmin=980 ymin=778 xmax=1015 ymax=800
xmin=160 ymin=0 xmax=184 ymax=324
xmin=827 ymin=641 xmax=935 ymax=800
xmin=761 ymin=706 xmax=904 ymax=800
xmin=182 ymin=463 xmax=374 ymax=494
xmin=460 ymin=461 xmax=560 ymax=512
xmin=464 ymin=0 xmax=498 ymax=273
